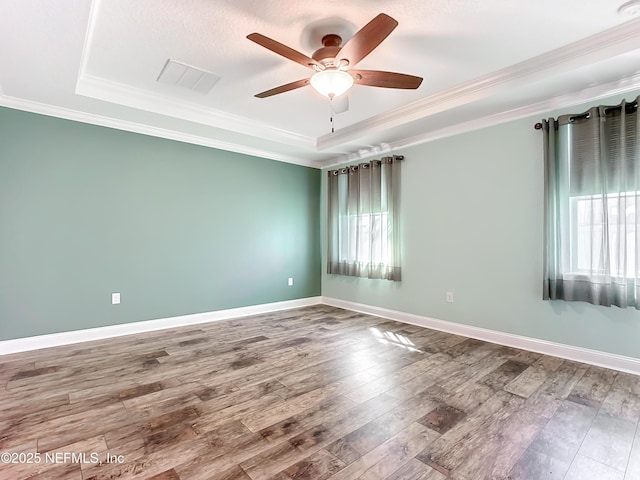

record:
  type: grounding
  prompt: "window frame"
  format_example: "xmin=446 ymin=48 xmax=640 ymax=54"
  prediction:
xmin=567 ymin=191 xmax=639 ymax=279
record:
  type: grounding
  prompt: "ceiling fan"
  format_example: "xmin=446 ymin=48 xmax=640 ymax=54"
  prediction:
xmin=247 ymin=13 xmax=423 ymax=100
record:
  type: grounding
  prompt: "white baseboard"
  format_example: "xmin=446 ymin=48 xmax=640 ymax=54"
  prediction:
xmin=322 ymin=296 xmax=640 ymax=376
xmin=4 ymin=295 xmax=639 ymax=376
xmin=0 ymin=297 xmax=322 ymax=356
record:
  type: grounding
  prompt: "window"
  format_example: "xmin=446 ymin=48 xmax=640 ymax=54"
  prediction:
xmin=542 ymin=96 xmax=640 ymax=308
xmin=342 ymin=212 xmax=390 ymax=265
xmin=570 ymin=192 xmax=638 ymax=278
xmin=327 ymin=156 xmax=402 ymax=281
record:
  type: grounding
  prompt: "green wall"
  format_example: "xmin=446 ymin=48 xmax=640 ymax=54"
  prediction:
xmin=0 ymin=107 xmax=320 ymax=340
xmin=322 ymin=91 xmax=640 ymax=360
xmin=5 ymin=90 xmax=640 ymax=359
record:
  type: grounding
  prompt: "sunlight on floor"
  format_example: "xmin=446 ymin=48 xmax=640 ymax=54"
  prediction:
xmin=369 ymin=327 xmax=423 ymax=353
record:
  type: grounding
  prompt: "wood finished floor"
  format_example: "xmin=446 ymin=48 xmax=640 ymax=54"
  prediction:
xmin=1 ymin=305 xmax=640 ymax=480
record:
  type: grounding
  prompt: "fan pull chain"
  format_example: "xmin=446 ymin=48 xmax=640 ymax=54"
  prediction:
xmin=329 ymin=97 xmax=336 ymax=133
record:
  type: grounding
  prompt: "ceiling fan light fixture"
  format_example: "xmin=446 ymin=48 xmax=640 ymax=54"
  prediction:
xmin=310 ymin=69 xmax=354 ymax=98
xmin=618 ymin=0 xmax=640 ymax=16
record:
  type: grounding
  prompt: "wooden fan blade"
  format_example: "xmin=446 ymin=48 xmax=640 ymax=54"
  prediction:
xmin=336 ymin=14 xmax=398 ymax=67
xmin=247 ymin=33 xmax=319 ymax=69
xmin=254 ymin=78 xmax=310 ymax=98
xmin=351 ymin=70 xmax=423 ymax=89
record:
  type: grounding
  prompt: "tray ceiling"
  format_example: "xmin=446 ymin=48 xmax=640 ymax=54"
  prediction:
xmin=1 ymin=0 xmax=640 ymax=167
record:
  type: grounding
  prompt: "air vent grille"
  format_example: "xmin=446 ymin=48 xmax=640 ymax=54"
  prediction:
xmin=157 ymin=59 xmax=220 ymax=94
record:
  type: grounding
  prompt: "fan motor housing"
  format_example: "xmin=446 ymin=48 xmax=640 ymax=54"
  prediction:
xmin=312 ymin=34 xmax=343 ymax=65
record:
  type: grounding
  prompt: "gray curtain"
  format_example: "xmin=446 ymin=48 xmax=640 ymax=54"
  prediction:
xmin=327 ymin=156 xmax=402 ymax=281
xmin=543 ymin=95 xmax=640 ymax=308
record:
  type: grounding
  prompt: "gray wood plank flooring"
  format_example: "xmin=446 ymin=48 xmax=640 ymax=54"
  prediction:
xmin=1 ymin=305 xmax=639 ymax=479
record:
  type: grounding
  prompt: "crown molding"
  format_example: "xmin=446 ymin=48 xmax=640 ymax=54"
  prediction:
xmin=390 ymin=72 xmax=640 ymax=149
xmin=5 ymin=3 xmax=640 ymax=170
xmin=0 ymin=94 xmax=321 ymax=168
xmin=77 ymin=0 xmax=314 ymax=152
xmin=77 ymin=0 xmax=101 ymax=86
xmin=76 ymin=74 xmax=315 ymax=150
xmin=319 ymin=72 xmax=640 ymax=168
xmin=6 ymin=67 xmax=639 ymax=173
xmin=317 ymin=17 xmax=640 ymax=151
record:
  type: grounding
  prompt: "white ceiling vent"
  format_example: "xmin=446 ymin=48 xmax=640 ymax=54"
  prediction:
xmin=157 ymin=59 xmax=220 ymax=94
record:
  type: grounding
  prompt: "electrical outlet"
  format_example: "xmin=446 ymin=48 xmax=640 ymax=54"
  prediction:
xmin=288 ymin=277 xmax=294 ymax=286
xmin=112 ymin=293 xmax=121 ymax=305
xmin=446 ymin=291 xmax=454 ymax=303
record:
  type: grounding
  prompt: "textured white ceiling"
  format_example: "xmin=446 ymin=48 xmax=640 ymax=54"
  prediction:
xmin=1 ymin=0 xmax=640 ymax=167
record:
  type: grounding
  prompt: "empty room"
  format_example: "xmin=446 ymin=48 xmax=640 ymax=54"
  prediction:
xmin=3 ymin=1 xmax=640 ymax=479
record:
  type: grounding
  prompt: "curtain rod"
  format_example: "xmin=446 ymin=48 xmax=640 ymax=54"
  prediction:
xmin=338 ymin=155 xmax=404 ymax=164
xmin=534 ymin=100 xmax=639 ymax=130
xmin=327 ymin=155 xmax=404 ymax=176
